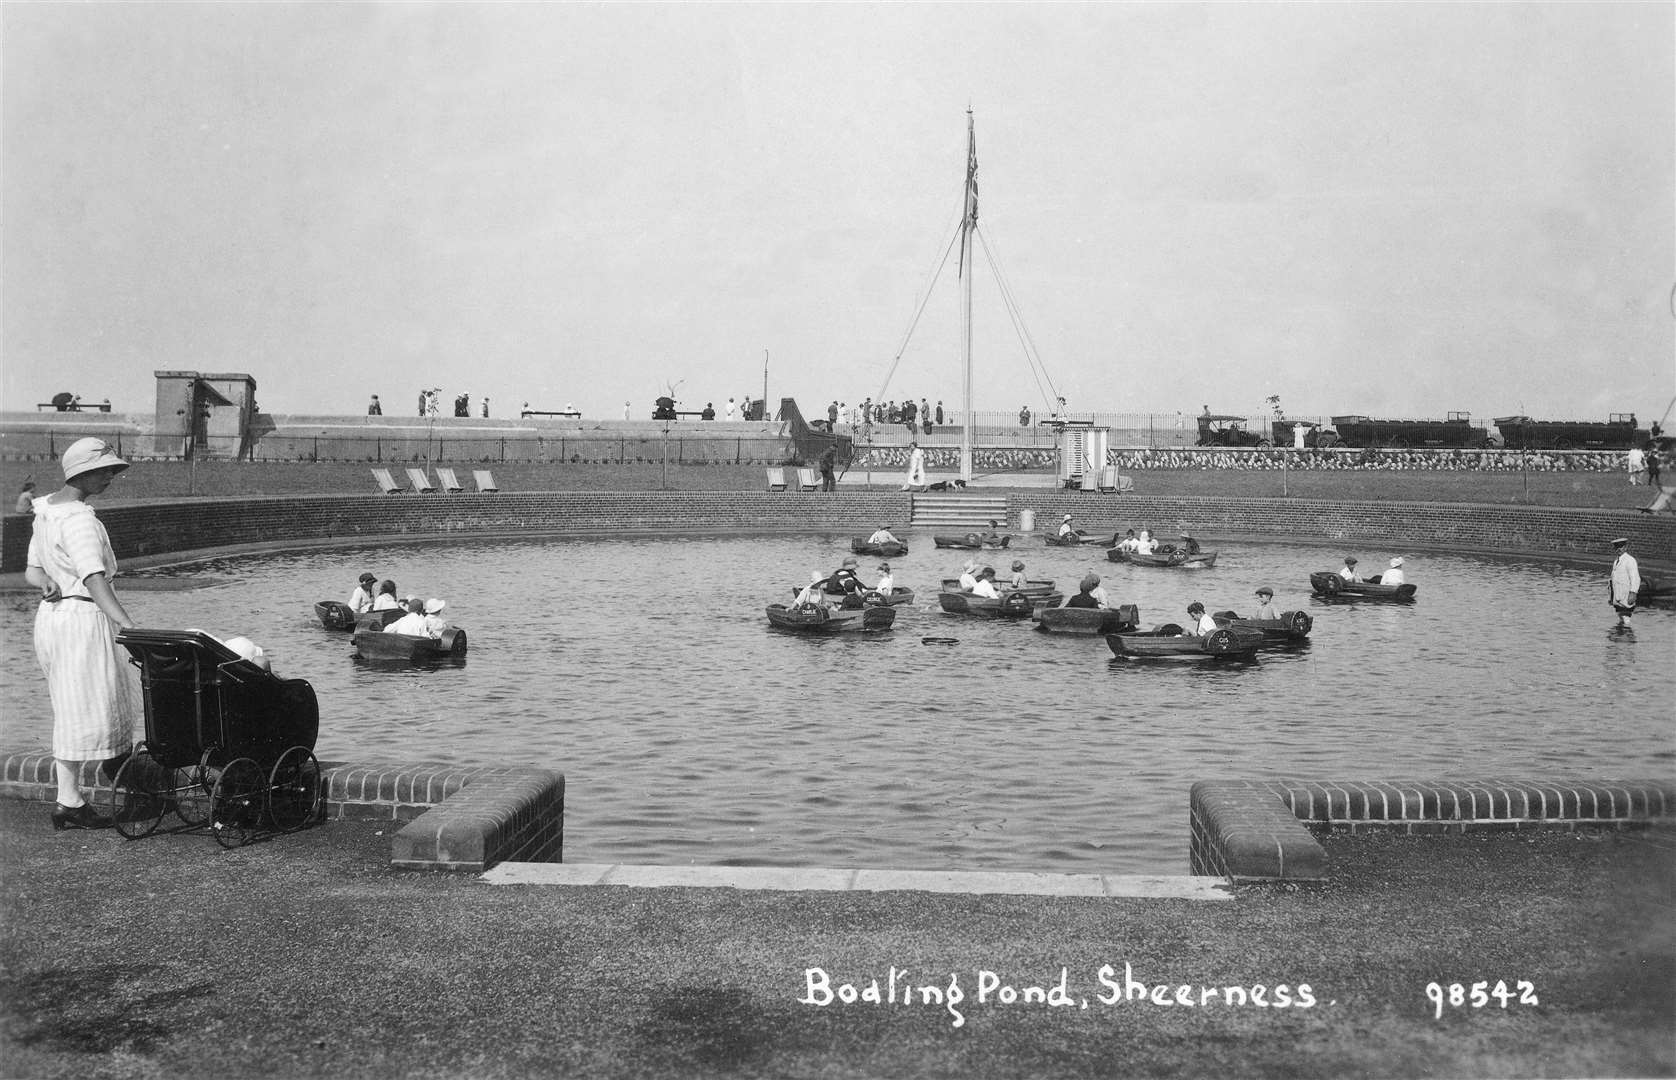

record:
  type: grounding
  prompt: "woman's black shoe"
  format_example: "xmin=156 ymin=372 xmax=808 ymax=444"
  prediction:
xmin=51 ymin=803 xmax=112 ymax=830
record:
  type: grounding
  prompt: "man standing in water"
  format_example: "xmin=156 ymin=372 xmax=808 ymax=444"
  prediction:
xmin=1609 ymin=537 xmax=1640 ymax=630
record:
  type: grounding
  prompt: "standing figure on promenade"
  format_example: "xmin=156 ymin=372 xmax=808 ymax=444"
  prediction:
xmin=24 ymin=438 xmax=142 ymax=831
xmin=904 ymin=441 xmax=927 ymax=491
xmin=1608 ymin=537 xmax=1640 ymax=629
xmin=368 ymin=394 xmax=382 ymax=416
xmin=819 ymin=445 xmax=838 ymax=492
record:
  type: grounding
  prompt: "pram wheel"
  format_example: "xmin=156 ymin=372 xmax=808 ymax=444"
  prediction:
xmin=267 ymin=747 xmax=323 ymax=832
xmin=107 ymin=749 xmax=168 ymax=840
xmin=210 ymin=758 xmax=264 ymax=848
xmin=171 ymin=754 xmax=213 ymax=828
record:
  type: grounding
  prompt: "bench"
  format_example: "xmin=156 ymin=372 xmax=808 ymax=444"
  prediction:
xmin=520 ymin=410 xmax=582 ymax=418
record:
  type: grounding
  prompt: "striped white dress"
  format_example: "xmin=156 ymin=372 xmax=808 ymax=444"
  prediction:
xmin=27 ymin=498 xmax=140 ymax=759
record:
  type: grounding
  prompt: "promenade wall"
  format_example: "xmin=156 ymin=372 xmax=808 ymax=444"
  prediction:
xmin=2 ymin=491 xmax=1670 ymax=575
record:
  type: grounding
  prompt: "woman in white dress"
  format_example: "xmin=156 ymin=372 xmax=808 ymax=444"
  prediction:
xmin=25 ymin=438 xmax=142 ymax=830
xmin=904 ymin=442 xmax=927 ymax=490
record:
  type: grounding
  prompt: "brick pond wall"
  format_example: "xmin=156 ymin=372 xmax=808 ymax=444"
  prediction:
xmin=2 ymin=491 xmax=1670 ymax=573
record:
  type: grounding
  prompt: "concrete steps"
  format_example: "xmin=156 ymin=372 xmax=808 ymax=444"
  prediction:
xmin=910 ymin=494 xmax=1009 ymax=529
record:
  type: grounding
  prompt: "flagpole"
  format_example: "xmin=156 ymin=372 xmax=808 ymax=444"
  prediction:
xmin=960 ymin=108 xmax=976 ymax=484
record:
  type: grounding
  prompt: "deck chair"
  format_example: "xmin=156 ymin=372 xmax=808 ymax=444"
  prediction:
xmin=473 ymin=469 xmax=499 ymax=493
xmin=766 ymin=467 xmax=787 ymax=491
xmin=405 ymin=468 xmax=436 ymax=494
xmin=435 ymin=467 xmax=464 ymax=493
xmin=1098 ymin=466 xmax=1134 ymax=494
xmin=371 ymin=468 xmax=403 ymax=494
xmin=795 ymin=467 xmax=819 ymax=491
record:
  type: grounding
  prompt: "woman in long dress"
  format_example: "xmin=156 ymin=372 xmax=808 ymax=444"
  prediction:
xmin=25 ymin=437 xmax=141 ymax=830
xmin=904 ymin=442 xmax=927 ymax=490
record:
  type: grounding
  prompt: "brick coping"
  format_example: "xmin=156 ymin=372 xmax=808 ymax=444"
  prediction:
xmin=481 ymin=863 xmax=1235 ymax=899
xmin=1191 ymin=778 xmax=1676 ymax=883
xmin=0 ymin=750 xmax=562 ymax=873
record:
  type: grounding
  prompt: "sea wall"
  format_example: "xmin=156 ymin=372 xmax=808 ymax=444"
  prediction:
xmin=2 ymin=491 xmax=1670 ymax=575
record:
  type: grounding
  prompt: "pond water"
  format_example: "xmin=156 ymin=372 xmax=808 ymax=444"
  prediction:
xmin=2 ymin=533 xmax=1670 ymax=874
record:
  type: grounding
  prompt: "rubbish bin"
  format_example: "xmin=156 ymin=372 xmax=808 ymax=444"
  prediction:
xmin=1019 ymin=509 xmax=1035 ymax=533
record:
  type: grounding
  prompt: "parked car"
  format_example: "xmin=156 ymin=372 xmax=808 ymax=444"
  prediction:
xmin=1196 ymin=414 xmax=1271 ymax=448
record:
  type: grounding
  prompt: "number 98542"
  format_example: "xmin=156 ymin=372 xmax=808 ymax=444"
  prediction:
xmin=1425 ymin=980 xmax=1538 ymax=1019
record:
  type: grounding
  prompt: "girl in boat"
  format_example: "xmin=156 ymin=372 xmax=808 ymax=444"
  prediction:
xmin=373 ymin=580 xmax=402 ymax=610
xmin=348 ymin=572 xmax=378 ymax=613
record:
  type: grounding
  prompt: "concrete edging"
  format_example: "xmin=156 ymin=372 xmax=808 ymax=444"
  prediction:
xmin=0 ymin=750 xmax=563 ymax=872
xmin=1191 ymin=778 xmax=1676 ymax=882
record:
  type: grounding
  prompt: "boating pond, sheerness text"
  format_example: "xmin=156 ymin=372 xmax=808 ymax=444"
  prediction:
xmin=3 ymin=534 xmax=1671 ymax=873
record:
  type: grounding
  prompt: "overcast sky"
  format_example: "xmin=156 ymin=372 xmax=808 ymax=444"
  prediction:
xmin=4 ymin=2 xmax=1672 ymax=424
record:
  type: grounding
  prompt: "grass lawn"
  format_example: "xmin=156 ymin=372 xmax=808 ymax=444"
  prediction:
xmin=0 ymin=458 xmax=1658 ymax=511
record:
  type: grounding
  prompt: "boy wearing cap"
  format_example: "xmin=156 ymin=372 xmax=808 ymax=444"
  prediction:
xmin=1252 ymin=587 xmax=1280 ymax=620
xmin=1609 ymin=538 xmax=1640 ymax=628
xmin=1339 ymin=556 xmax=1362 ymax=582
xmin=24 ymin=437 xmax=142 ymax=830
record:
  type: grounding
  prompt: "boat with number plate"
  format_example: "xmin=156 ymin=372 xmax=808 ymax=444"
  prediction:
xmin=933 ymin=532 xmax=1012 ymax=550
xmin=1308 ymin=572 xmax=1417 ymax=602
xmin=937 ymin=585 xmax=1063 ymax=619
xmin=1211 ymin=609 xmax=1313 ymax=645
xmin=1109 ymin=535 xmax=1218 ymax=569
xmin=1044 ymin=530 xmax=1115 ymax=548
xmin=1106 ymin=622 xmax=1265 ymax=660
xmin=850 ymin=537 xmax=909 ymax=557
xmin=314 ymin=601 xmax=358 ymax=630
xmin=1034 ymin=603 xmax=1141 ymax=635
xmin=315 ymin=602 xmax=405 ymax=632
xmin=766 ymin=602 xmax=897 ymax=633
xmin=352 ymin=625 xmax=468 ymax=660
xmin=940 ymin=578 xmax=1057 ymax=597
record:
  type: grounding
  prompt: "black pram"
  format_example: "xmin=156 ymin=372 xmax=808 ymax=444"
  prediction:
xmin=111 ymin=628 xmax=323 ymax=846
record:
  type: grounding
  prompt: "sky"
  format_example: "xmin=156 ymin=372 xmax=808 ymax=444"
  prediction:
xmin=3 ymin=2 xmax=1673 ymax=425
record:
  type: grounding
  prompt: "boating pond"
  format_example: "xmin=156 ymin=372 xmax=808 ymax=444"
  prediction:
xmin=2 ymin=532 xmax=1671 ymax=874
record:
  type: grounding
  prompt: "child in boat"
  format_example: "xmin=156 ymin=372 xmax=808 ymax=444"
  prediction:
xmin=971 ymin=568 xmax=1001 ymax=599
xmin=372 ymin=580 xmax=402 ymax=610
xmin=1338 ymin=557 xmax=1361 ymax=582
xmin=1186 ymin=602 xmax=1217 ymax=636
xmin=1064 ymin=574 xmax=1102 ymax=609
xmin=875 ymin=562 xmax=894 ymax=595
xmin=348 ymin=572 xmax=378 ymax=613
xmin=1252 ymin=586 xmax=1280 ymax=620
xmin=867 ymin=525 xmax=899 ymax=545
xmin=385 ymin=599 xmax=434 ymax=637
xmin=958 ymin=560 xmax=980 ymax=592
xmin=1008 ymin=560 xmax=1027 ymax=590
xmin=422 ymin=598 xmax=450 ymax=636
xmin=794 ymin=572 xmax=828 ymax=608
xmin=1381 ymin=557 xmax=1406 ymax=586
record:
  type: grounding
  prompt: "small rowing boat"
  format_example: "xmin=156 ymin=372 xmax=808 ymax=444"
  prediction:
xmin=352 ymin=626 xmax=468 ymax=660
xmin=1308 ymin=572 xmax=1417 ymax=602
xmin=1211 ymin=610 xmax=1313 ymax=645
xmin=766 ymin=602 xmax=897 ymax=633
xmin=1106 ymin=622 xmax=1265 ymax=660
xmin=933 ymin=532 xmax=1012 ymax=550
xmin=850 ymin=538 xmax=909 ymax=557
xmin=1109 ymin=535 xmax=1217 ymax=569
xmin=1034 ymin=604 xmax=1141 ymax=635
xmin=936 ymin=586 xmax=1063 ymax=619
